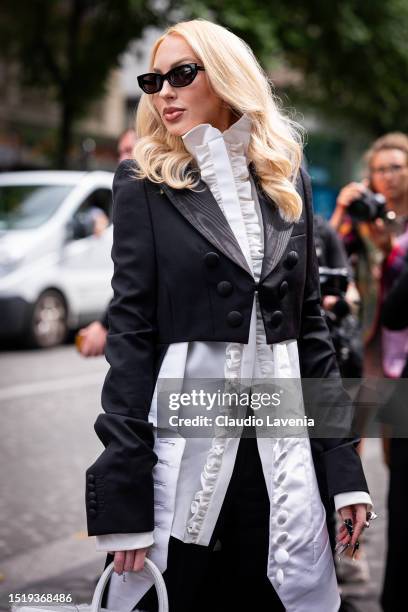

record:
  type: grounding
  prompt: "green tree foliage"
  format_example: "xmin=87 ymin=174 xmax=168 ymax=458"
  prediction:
xmin=0 ymin=0 xmax=169 ymax=167
xmin=2 ymin=0 xmax=407 ymax=168
xmin=185 ymin=0 xmax=408 ymax=135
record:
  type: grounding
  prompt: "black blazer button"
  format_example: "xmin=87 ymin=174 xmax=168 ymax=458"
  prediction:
xmin=217 ymin=281 xmax=233 ymax=297
xmin=269 ymin=311 xmax=283 ymax=328
xmin=88 ymin=483 xmax=95 ymax=491
xmin=284 ymin=251 xmax=299 ymax=269
xmin=88 ymin=491 xmax=96 ymax=499
xmin=279 ymin=281 xmax=289 ymax=297
xmin=89 ymin=500 xmax=97 ymax=508
xmin=89 ymin=508 xmax=97 ymax=516
xmin=87 ymin=474 xmax=95 ymax=482
xmin=204 ymin=252 xmax=220 ymax=268
xmin=227 ymin=311 xmax=243 ymax=327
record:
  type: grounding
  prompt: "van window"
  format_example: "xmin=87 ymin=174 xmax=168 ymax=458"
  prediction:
xmin=77 ymin=189 xmax=112 ymax=220
xmin=70 ymin=188 xmax=112 ymax=240
xmin=0 ymin=185 xmax=73 ymax=230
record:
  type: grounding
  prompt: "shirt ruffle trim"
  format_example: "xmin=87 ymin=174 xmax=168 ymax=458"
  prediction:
xmin=195 ymin=140 xmax=263 ymax=281
xmin=195 ymin=138 xmax=266 ymax=382
xmin=185 ymin=439 xmax=227 ymax=538
xmin=185 ymin=138 xmax=275 ymax=540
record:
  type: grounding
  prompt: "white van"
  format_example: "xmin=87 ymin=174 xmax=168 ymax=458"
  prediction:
xmin=0 ymin=170 xmax=114 ymax=348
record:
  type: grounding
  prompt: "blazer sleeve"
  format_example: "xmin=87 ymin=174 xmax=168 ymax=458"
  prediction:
xmin=297 ymin=167 xmax=369 ymax=499
xmin=85 ymin=160 xmax=158 ymax=536
xmin=99 ymin=303 xmax=110 ymax=330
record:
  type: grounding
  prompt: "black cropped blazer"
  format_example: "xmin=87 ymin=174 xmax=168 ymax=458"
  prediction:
xmin=85 ymin=160 xmax=369 ymax=536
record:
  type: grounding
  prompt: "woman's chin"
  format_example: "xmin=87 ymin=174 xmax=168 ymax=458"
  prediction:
xmin=163 ymin=116 xmax=202 ymax=138
xmin=165 ymin=122 xmax=190 ymax=137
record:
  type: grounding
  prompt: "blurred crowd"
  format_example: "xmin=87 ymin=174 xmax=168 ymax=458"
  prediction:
xmin=316 ymin=131 xmax=408 ymax=612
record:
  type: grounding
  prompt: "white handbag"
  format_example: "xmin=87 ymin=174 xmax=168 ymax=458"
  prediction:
xmin=12 ymin=559 xmax=169 ymax=612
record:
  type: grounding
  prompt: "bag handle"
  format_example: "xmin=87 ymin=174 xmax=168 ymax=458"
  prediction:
xmin=91 ymin=559 xmax=169 ymax=612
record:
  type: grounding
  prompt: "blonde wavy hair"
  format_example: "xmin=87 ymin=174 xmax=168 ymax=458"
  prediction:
xmin=134 ymin=19 xmax=304 ymax=222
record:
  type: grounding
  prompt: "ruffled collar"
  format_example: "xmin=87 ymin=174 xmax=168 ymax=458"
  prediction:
xmin=182 ymin=113 xmax=252 ymax=160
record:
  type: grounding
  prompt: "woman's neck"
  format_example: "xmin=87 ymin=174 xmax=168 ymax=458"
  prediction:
xmin=213 ymin=108 xmax=238 ymax=133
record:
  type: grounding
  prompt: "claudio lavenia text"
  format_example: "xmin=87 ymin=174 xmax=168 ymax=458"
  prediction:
xmin=168 ymin=415 xmax=315 ymax=428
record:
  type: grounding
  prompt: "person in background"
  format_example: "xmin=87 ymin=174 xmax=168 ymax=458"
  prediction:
xmin=378 ymin=253 xmax=408 ymax=611
xmin=117 ymin=128 xmax=138 ymax=163
xmin=76 ymin=128 xmax=137 ymax=357
xmin=315 ymin=215 xmax=370 ymax=602
xmin=330 ymin=134 xmax=408 ymax=602
xmin=330 ymin=132 xmax=408 ymax=379
xmin=315 ymin=214 xmax=360 ymax=316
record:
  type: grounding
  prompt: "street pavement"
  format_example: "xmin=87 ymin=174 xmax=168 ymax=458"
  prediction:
xmin=0 ymin=345 xmax=106 ymax=610
xmin=0 ymin=344 xmax=388 ymax=611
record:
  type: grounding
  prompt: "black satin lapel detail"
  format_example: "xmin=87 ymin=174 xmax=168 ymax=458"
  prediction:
xmin=161 ymin=181 xmax=253 ymax=277
xmin=257 ymin=189 xmax=294 ymax=282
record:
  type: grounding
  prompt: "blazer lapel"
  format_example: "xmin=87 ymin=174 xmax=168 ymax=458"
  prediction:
xmin=252 ymin=173 xmax=295 ymax=282
xmin=161 ymin=180 xmax=253 ymax=277
xmin=162 ymin=168 xmax=297 ymax=283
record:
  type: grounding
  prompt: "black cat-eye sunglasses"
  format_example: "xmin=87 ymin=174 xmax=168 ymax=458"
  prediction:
xmin=137 ymin=63 xmax=205 ymax=94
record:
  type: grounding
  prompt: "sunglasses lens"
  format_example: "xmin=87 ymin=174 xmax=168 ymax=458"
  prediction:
xmin=169 ymin=65 xmax=195 ymax=87
xmin=138 ymin=64 xmax=202 ymax=94
xmin=138 ymin=74 xmax=161 ymax=94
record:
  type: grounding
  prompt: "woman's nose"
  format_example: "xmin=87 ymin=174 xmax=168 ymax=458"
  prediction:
xmin=159 ymin=79 xmax=176 ymax=99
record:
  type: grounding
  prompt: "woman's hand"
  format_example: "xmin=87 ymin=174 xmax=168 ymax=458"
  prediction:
xmin=109 ymin=547 xmax=149 ymax=574
xmin=336 ymin=503 xmax=368 ymax=557
xmin=76 ymin=321 xmax=108 ymax=357
xmin=330 ymin=180 xmax=369 ymax=230
xmin=336 ymin=181 xmax=369 ymax=211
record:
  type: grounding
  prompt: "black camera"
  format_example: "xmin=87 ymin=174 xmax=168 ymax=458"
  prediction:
xmin=319 ymin=267 xmax=349 ymax=297
xmin=318 ymin=266 xmax=363 ymax=376
xmin=319 ymin=267 xmax=350 ymax=320
xmin=348 ymin=190 xmax=386 ymax=222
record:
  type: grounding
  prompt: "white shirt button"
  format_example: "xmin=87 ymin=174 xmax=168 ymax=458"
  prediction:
xmin=275 ymin=532 xmax=289 ymax=545
xmin=275 ymin=492 xmax=288 ymax=505
xmin=276 ymin=470 xmax=287 ymax=484
xmin=277 ymin=511 xmax=288 ymax=525
xmin=276 ymin=569 xmax=284 ymax=585
xmin=276 ymin=450 xmax=288 ymax=463
xmin=274 ymin=547 xmax=289 ymax=564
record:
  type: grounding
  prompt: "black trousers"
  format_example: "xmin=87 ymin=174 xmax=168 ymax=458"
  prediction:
xmin=135 ymin=434 xmax=285 ymax=612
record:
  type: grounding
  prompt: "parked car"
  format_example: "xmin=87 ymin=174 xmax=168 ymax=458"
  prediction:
xmin=0 ymin=170 xmax=114 ymax=348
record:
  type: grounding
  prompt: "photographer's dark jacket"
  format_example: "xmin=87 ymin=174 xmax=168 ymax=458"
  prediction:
xmin=86 ymin=115 xmax=371 ymax=612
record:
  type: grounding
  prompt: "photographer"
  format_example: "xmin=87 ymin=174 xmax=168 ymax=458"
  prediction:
xmin=76 ymin=128 xmax=137 ymax=357
xmin=378 ymin=252 xmax=408 ymax=611
xmin=315 ymin=215 xmax=363 ymax=379
xmin=330 ymin=132 xmax=408 ymax=379
xmin=315 ymin=216 xmax=371 ymax=596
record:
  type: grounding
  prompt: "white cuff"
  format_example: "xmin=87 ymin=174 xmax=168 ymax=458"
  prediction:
xmin=333 ymin=491 xmax=373 ymax=512
xmin=95 ymin=532 xmax=154 ymax=552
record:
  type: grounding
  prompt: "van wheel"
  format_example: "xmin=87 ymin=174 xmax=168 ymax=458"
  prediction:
xmin=27 ymin=290 xmax=68 ymax=348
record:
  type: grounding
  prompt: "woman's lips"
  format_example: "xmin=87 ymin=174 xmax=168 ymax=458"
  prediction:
xmin=163 ymin=109 xmax=184 ymax=122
